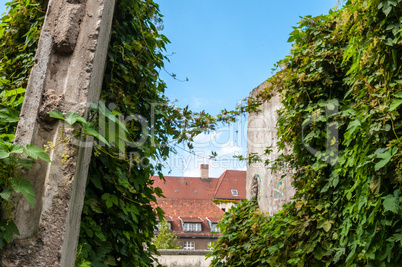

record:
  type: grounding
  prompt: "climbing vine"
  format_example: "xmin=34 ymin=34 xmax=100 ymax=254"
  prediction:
xmin=210 ymin=0 xmax=402 ymax=266
xmin=0 ymin=0 xmax=218 ymax=265
xmin=0 ymin=0 xmax=47 ymax=248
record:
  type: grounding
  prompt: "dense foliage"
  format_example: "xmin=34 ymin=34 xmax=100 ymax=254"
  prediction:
xmin=210 ymin=0 xmax=402 ymax=266
xmin=0 ymin=0 xmax=47 ymax=248
xmin=152 ymin=219 xmax=180 ymax=250
xmin=0 ymin=0 xmax=214 ymax=265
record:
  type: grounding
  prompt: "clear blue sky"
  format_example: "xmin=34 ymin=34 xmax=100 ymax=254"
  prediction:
xmin=0 ymin=0 xmax=338 ymax=177
xmin=157 ymin=0 xmax=338 ymax=177
xmin=158 ymin=0 xmax=338 ymax=115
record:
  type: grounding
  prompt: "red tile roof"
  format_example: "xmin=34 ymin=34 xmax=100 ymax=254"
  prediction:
xmin=179 ymin=217 xmax=203 ymax=222
xmin=154 ymin=199 xmax=223 ymax=237
xmin=152 ymin=170 xmax=246 ymax=239
xmin=213 ymin=170 xmax=247 ymax=200
xmin=151 ymin=176 xmax=219 ymax=200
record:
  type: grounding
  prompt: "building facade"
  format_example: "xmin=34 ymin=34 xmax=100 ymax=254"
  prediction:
xmin=152 ymin=165 xmax=246 ymax=250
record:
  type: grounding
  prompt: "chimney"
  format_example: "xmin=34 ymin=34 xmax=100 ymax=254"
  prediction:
xmin=200 ymin=164 xmax=209 ymax=180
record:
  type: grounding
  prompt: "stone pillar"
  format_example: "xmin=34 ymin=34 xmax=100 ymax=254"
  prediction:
xmin=0 ymin=0 xmax=116 ymax=266
xmin=246 ymin=81 xmax=295 ymax=215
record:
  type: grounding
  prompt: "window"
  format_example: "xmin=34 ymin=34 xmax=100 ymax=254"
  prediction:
xmin=207 ymin=242 xmax=214 ymax=250
xmin=155 ymin=221 xmax=171 ymax=231
xmin=183 ymin=222 xmax=202 ymax=232
xmin=231 ymin=189 xmax=239 ymax=196
xmin=183 ymin=241 xmax=195 ymax=250
xmin=210 ymin=223 xmax=219 ymax=232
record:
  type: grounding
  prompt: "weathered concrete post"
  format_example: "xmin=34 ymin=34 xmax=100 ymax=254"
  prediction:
xmin=0 ymin=0 xmax=116 ymax=266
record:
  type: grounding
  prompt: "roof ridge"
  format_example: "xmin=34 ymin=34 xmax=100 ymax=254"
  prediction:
xmin=213 ymin=170 xmax=228 ymax=199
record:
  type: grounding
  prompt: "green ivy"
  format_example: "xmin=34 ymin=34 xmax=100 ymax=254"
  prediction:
xmin=0 ymin=0 xmax=48 ymax=249
xmin=210 ymin=0 xmax=402 ymax=266
xmin=0 ymin=0 xmax=217 ymax=265
xmin=77 ymin=0 xmax=220 ymax=266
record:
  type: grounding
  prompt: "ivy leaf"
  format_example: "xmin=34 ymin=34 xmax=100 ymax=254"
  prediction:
xmin=88 ymin=198 xmax=103 ymax=214
xmin=383 ymin=193 xmax=399 ymax=214
xmin=375 ymin=147 xmax=398 ymax=171
xmin=387 ymin=233 xmax=402 ymax=243
xmin=393 ymin=92 xmax=402 ymax=98
xmin=0 ymin=143 xmax=10 ymax=159
xmin=381 ymin=1 xmax=393 ymax=16
xmin=4 ymin=88 xmax=26 ymax=97
xmin=85 ymin=227 xmax=94 ymax=238
xmin=0 ymin=189 xmax=11 ymax=201
xmin=3 ymin=221 xmax=20 ymax=243
xmin=333 ymin=248 xmax=345 ymax=263
xmin=389 ymin=99 xmax=402 ymax=111
xmin=11 ymin=178 xmax=35 ymax=207
xmin=317 ymin=219 xmax=333 ymax=232
xmin=10 ymin=144 xmax=23 ymax=154
xmin=98 ymin=101 xmax=129 ymax=133
xmin=49 ymin=110 xmax=65 ymax=120
xmin=24 ymin=144 xmax=51 ymax=162
xmin=0 ymin=107 xmax=19 ymax=122
xmin=65 ymin=112 xmax=86 ymax=125
xmin=101 ymin=193 xmax=118 ymax=209
xmin=16 ymin=158 xmax=35 ymax=169
xmin=84 ymin=122 xmax=110 ymax=146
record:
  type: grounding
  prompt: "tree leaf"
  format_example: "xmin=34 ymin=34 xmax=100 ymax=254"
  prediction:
xmin=3 ymin=221 xmax=20 ymax=243
xmin=10 ymin=144 xmax=23 ymax=154
xmin=0 ymin=145 xmax=10 ymax=159
xmin=389 ymin=99 xmax=402 ymax=111
xmin=375 ymin=148 xmax=397 ymax=171
xmin=49 ymin=110 xmax=65 ymax=120
xmin=383 ymin=194 xmax=399 ymax=214
xmin=65 ymin=112 xmax=86 ymax=125
xmin=24 ymin=144 xmax=51 ymax=162
xmin=0 ymin=190 xmax=11 ymax=201
xmin=11 ymin=178 xmax=35 ymax=207
xmin=84 ymin=122 xmax=110 ymax=146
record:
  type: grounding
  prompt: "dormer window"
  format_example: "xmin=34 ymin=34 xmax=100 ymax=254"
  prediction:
xmin=210 ymin=223 xmax=219 ymax=232
xmin=231 ymin=189 xmax=239 ymax=196
xmin=155 ymin=219 xmax=172 ymax=231
xmin=206 ymin=217 xmax=220 ymax=233
xmin=183 ymin=222 xmax=202 ymax=232
xmin=179 ymin=217 xmax=203 ymax=232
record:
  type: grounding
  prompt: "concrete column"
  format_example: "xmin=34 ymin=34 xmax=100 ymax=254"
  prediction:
xmin=0 ymin=0 xmax=116 ymax=266
xmin=246 ymin=81 xmax=295 ymax=215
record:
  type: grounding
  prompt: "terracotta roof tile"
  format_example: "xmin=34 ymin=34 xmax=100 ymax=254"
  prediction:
xmin=179 ymin=217 xmax=203 ymax=222
xmin=154 ymin=199 xmax=224 ymax=237
xmin=152 ymin=170 xmax=246 ymax=239
xmin=151 ymin=176 xmax=218 ymax=200
xmin=213 ymin=170 xmax=247 ymax=200
xmin=206 ymin=217 xmax=220 ymax=223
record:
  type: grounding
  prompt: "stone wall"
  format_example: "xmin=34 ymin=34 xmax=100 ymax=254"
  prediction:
xmin=153 ymin=250 xmax=211 ymax=267
xmin=246 ymin=81 xmax=296 ymax=215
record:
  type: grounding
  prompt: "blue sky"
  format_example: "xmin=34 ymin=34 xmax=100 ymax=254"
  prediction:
xmin=0 ymin=0 xmax=338 ymax=177
xmin=158 ymin=0 xmax=338 ymax=177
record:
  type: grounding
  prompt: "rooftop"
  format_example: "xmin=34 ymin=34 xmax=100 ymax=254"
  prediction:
xmin=213 ymin=170 xmax=246 ymax=200
xmin=151 ymin=176 xmax=219 ymax=200
xmin=151 ymin=170 xmax=246 ymax=201
xmin=155 ymin=199 xmax=224 ymax=237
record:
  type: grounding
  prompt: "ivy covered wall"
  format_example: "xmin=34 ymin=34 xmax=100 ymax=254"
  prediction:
xmin=210 ymin=0 xmax=402 ymax=266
